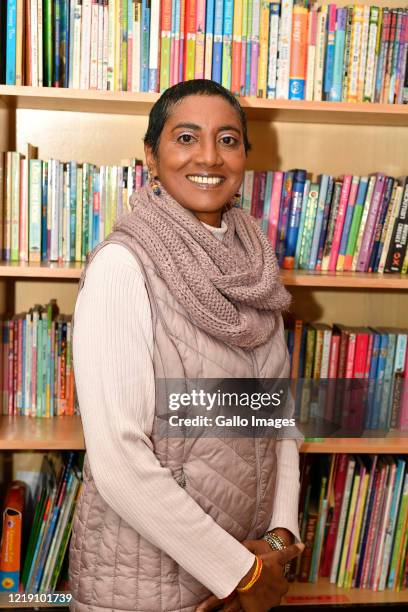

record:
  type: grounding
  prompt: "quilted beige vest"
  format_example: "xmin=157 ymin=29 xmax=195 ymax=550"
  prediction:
xmin=68 ymin=229 xmax=291 ymax=612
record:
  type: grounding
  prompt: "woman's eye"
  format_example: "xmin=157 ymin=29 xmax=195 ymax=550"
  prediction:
xmin=220 ymin=136 xmax=238 ymax=146
xmin=178 ymin=134 xmax=195 ymax=144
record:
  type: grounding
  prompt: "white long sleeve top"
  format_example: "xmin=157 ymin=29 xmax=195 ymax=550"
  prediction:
xmin=72 ymin=220 xmax=301 ymax=600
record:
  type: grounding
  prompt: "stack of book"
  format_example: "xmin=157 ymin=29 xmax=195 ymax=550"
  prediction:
xmin=0 ymin=148 xmax=148 ymax=263
xmin=243 ymin=170 xmax=408 ymax=274
xmin=0 ymin=300 xmax=76 ymax=417
xmin=285 ymin=319 xmax=408 ymax=432
xmin=0 ymin=1 xmax=407 ymax=102
xmin=294 ymin=453 xmax=408 ymax=591
xmin=19 ymin=451 xmax=82 ymax=593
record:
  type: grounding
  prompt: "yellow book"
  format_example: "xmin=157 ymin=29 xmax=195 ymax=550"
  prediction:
xmin=344 ymin=470 xmax=370 ymax=588
xmin=337 ymin=468 xmax=360 ymax=587
xmin=347 ymin=5 xmax=364 ymax=102
xmin=257 ymin=0 xmax=270 ymax=98
xmin=115 ymin=0 xmax=121 ymax=90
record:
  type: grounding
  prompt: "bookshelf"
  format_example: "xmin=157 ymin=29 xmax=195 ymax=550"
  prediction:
xmin=1 ymin=74 xmax=408 ymax=612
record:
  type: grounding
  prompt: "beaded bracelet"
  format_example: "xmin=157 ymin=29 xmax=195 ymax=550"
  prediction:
xmin=236 ymin=556 xmax=263 ymax=593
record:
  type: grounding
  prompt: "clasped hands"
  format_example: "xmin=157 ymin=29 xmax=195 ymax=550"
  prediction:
xmin=195 ymin=538 xmax=305 ymax=612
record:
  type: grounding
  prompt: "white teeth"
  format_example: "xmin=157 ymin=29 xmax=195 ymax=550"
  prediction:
xmin=187 ymin=175 xmax=223 ymax=185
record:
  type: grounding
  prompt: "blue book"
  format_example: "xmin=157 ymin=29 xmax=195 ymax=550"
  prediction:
xmin=70 ymin=162 xmax=77 ymax=261
xmin=275 ymin=171 xmax=294 ymax=265
xmin=374 ymin=8 xmax=390 ymax=102
xmin=262 ymin=171 xmax=273 ymax=234
xmin=6 ymin=0 xmax=17 ymax=85
xmin=284 ymin=169 xmax=307 ymax=267
xmin=378 ymin=330 xmax=397 ymax=430
xmin=212 ymin=0 xmax=224 ymax=83
xmin=337 ymin=176 xmax=360 ymax=266
xmin=370 ymin=177 xmax=394 ymax=272
xmin=315 ymin=177 xmax=334 ymax=269
xmin=205 ymin=0 xmax=216 ymax=79
xmin=329 ymin=8 xmax=347 ymax=101
xmin=222 ymin=0 xmax=234 ymax=90
xmin=54 ymin=0 xmax=61 ymax=86
xmin=61 ymin=0 xmax=70 ymax=87
xmin=141 ymin=0 xmax=151 ymax=91
xmin=245 ymin=0 xmax=253 ymax=95
xmin=41 ymin=164 xmax=48 ymax=262
xmin=370 ymin=332 xmax=389 ymax=430
xmin=323 ymin=4 xmax=337 ymax=99
xmin=308 ymin=174 xmax=330 ymax=270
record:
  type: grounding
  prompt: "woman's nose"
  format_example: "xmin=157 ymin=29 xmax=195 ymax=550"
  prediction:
xmin=195 ymin=140 xmax=222 ymax=167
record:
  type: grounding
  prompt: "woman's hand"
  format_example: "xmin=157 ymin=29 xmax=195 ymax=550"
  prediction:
xmin=237 ymin=540 xmax=304 ymax=612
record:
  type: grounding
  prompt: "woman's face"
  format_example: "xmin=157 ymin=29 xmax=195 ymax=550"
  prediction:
xmin=145 ymin=95 xmax=247 ymax=226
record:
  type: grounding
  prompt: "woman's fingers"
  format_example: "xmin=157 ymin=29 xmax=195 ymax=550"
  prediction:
xmin=195 ymin=595 xmax=223 ymax=611
xmin=222 ymin=596 xmax=243 ymax=611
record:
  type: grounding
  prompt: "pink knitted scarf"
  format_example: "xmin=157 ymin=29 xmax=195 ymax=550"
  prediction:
xmin=113 ymin=183 xmax=291 ymax=349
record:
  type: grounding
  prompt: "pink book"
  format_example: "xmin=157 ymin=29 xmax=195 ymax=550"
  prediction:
xmin=328 ymin=175 xmax=352 ymax=271
xmin=372 ymin=458 xmax=397 ymax=590
xmin=267 ymin=172 xmax=283 ymax=249
xmin=356 ymin=173 xmax=386 ymax=272
xmin=364 ymin=332 xmax=374 ymax=378
xmin=127 ymin=6 xmax=133 ymax=91
xmin=250 ymin=40 xmax=259 ymax=96
xmin=240 ymin=32 xmax=247 ymax=95
xmin=194 ymin=0 xmax=206 ymax=78
xmin=17 ymin=317 xmax=23 ymax=414
xmin=172 ymin=0 xmax=181 ymax=85
xmin=8 ymin=320 xmax=14 ymax=416
xmin=398 ymin=345 xmax=408 ymax=431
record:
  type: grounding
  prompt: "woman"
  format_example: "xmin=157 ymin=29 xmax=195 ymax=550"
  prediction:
xmin=69 ymin=79 xmax=304 ymax=612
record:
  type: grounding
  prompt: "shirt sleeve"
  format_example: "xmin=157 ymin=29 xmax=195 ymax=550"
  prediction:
xmin=267 ymin=439 xmax=301 ymax=542
xmin=73 ymin=243 xmax=255 ymax=599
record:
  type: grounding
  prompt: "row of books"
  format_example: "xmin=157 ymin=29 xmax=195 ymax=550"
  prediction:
xmin=292 ymin=454 xmax=408 ymax=591
xmin=0 ymin=300 xmax=77 ymax=417
xmin=1 ymin=1 xmax=408 ymax=103
xmin=284 ymin=319 xmax=408 ymax=432
xmin=243 ymin=170 xmax=408 ymax=273
xmin=2 ymin=148 xmax=408 ymax=274
xmin=0 ymin=147 xmax=148 ymax=263
xmin=0 ymin=451 xmax=82 ymax=593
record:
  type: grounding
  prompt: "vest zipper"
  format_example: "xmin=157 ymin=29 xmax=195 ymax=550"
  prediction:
xmin=248 ymin=350 xmax=261 ymax=536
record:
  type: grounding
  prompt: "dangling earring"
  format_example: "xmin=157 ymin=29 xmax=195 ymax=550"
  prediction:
xmin=148 ymin=169 xmax=161 ymax=196
xmin=231 ymin=192 xmax=242 ymax=208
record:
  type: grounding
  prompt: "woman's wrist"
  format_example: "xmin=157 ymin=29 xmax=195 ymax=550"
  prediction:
xmin=266 ymin=527 xmax=294 ymax=547
xmin=236 ymin=555 xmax=258 ymax=591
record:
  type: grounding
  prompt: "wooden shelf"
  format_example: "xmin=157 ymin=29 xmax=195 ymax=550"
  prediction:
xmin=0 ymin=261 xmax=407 ymax=288
xmin=0 ymin=416 xmax=406 ymax=452
xmin=2 ymin=86 xmax=408 ymax=124
xmin=280 ymin=269 xmax=408 ymax=289
xmin=283 ymin=577 xmax=408 ymax=606
xmin=0 ymin=416 xmax=84 ymax=450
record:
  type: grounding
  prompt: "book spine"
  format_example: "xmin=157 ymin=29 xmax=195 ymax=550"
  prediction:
xmin=289 ymin=4 xmax=308 ymax=100
xmin=356 ymin=173 xmax=386 ymax=272
xmin=313 ymin=6 xmax=327 ymax=101
xmin=266 ymin=2 xmax=280 ymax=99
xmin=80 ymin=0 xmax=92 ymax=89
xmin=357 ymin=6 xmax=370 ymax=102
xmin=328 ymin=175 xmax=352 ymax=271
xmin=347 ymin=5 xmax=364 ymax=102
xmin=6 ymin=0 xmax=17 ymax=85
xmin=148 ymin=0 xmax=160 ymax=90
xmin=329 ymin=7 xmax=346 ymax=102
xmin=336 ymin=176 xmax=360 ymax=271
xmin=323 ymin=3 xmax=336 ymax=100
xmin=363 ymin=7 xmax=380 ymax=102
xmin=276 ymin=0 xmax=293 ymax=99
xmin=305 ymin=6 xmax=317 ymax=101
xmin=222 ymin=0 xmax=234 ymax=90
xmin=257 ymin=0 xmax=269 ymax=98
xmin=385 ymin=179 xmax=408 ymax=272
xmin=204 ymin=0 xmax=215 ymax=79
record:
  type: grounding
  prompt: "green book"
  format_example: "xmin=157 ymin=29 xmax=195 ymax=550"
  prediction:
xmin=82 ymin=164 xmax=90 ymax=262
xmin=299 ymin=184 xmax=319 ymax=269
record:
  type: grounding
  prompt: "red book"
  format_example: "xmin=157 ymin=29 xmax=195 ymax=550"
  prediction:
xmin=268 ymin=172 xmax=283 ymax=250
xmin=250 ymin=172 xmax=261 ymax=218
xmin=320 ymin=454 xmax=349 ymax=576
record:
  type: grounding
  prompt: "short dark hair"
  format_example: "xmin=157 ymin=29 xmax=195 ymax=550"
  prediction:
xmin=143 ymin=79 xmax=252 ymax=157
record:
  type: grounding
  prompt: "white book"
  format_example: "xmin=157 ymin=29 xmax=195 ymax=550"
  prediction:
xmin=242 ymin=170 xmax=254 ymax=214
xmin=73 ymin=0 xmax=83 ymax=89
xmin=276 ymin=0 xmax=293 ymax=99
xmin=347 ymin=6 xmax=364 ymax=102
xmin=31 ymin=0 xmax=39 ymax=87
xmin=313 ymin=6 xmax=327 ymax=101
xmin=68 ymin=0 xmax=76 ymax=87
xmin=357 ymin=6 xmax=370 ymax=102
xmin=37 ymin=0 xmax=43 ymax=86
xmin=102 ymin=0 xmax=109 ymax=89
xmin=63 ymin=165 xmax=70 ymax=263
xmin=330 ymin=457 xmax=356 ymax=583
xmin=19 ymin=158 xmax=28 ymax=262
xmin=90 ymin=0 xmax=99 ymax=88
xmin=378 ymin=185 xmax=403 ymax=273
xmin=58 ymin=163 xmax=64 ymax=262
xmin=363 ymin=8 xmax=379 ymax=102
xmin=100 ymin=166 xmax=106 ymax=239
xmin=266 ymin=5 xmax=280 ymax=99
xmin=50 ymin=160 xmax=59 ymax=262
xmin=97 ymin=0 xmax=104 ymax=89
xmin=28 ymin=159 xmax=41 ymax=264
xmin=305 ymin=6 xmax=317 ymax=101
xmin=107 ymin=0 xmax=116 ymax=90
xmin=80 ymin=0 xmax=93 ymax=89
xmin=320 ymin=329 xmax=332 ymax=378
xmin=132 ymin=1 xmax=141 ymax=92
xmin=149 ymin=0 xmax=160 ymax=91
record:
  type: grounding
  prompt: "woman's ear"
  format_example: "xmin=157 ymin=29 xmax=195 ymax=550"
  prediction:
xmin=144 ymin=144 xmax=158 ymax=178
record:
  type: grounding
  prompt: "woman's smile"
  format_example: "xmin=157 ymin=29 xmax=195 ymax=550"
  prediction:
xmin=185 ymin=174 xmax=226 ymax=187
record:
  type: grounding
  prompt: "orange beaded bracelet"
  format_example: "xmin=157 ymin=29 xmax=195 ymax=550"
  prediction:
xmin=236 ymin=556 xmax=263 ymax=593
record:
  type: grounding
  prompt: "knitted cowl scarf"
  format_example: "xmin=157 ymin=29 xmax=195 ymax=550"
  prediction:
xmin=113 ymin=182 xmax=291 ymax=349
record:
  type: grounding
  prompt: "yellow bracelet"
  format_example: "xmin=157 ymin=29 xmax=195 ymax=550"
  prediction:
xmin=236 ymin=556 xmax=263 ymax=593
